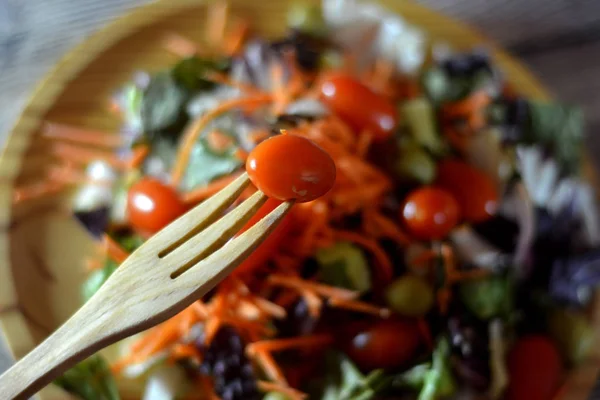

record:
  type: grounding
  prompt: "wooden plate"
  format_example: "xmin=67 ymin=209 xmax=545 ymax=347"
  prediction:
xmin=0 ymin=0 xmax=596 ymax=399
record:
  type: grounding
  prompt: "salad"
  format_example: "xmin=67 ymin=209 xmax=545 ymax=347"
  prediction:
xmin=17 ymin=0 xmax=600 ymax=399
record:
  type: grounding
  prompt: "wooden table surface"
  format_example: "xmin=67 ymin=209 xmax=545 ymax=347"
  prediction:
xmin=1 ymin=0 xmax=600 ymax=383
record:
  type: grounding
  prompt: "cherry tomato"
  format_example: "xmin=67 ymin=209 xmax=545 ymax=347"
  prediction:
xmin=234 ymin=198 xmax=294 ymax=275
xmin=319 ymin=73 xmax=399 ymax=141
xmin=343 ymin=319 xmax=421 ymax=371
xmin=436 ymin=159 xmax=498 ymax=223
xmin=506 ymin=335 xmax=563 ymax=400
xmin=246 ymin=134 xmax=336 ymax=202
xmin=401 ymin=187 xmax=460 ymax=240
xmin=126 ymin=177 xmax=187 ymax=234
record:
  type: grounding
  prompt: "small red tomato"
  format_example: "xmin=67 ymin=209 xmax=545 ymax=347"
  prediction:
xmin=233 ymin=198 xmax=294 ymax=275
xmin=246 ymin=134 xmax=336 ymax=202
xmin=401 ymin=187 xmax=460 ymax=240
xmin=507 ymin=335 xmax=563 ymax=400
xmin=319 ymin=73 xmax=398 ymax=141
xmin=126 ymin=177 xmax=187 ymax=234
xmin=436 ymin=159 xmax=498 ymax=223
xmin=344 ymin=319 xmax=421 ymax=371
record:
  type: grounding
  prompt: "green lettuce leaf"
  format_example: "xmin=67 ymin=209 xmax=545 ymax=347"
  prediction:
xmin=523 ymin=101 xmax=584 ymax=174
xmin=54 ymin=354 xmax=120 ymax=400
xmin=141 ymin=72 xmax=189 ymax=139
xmin=315 ymin=242 xmax=371 ymax=292
xmin=180 ymin=136 xmax=242 ymax=192
xmin=82 ymin=260 xmax=118 ymax=302
xmin=459 ymin=275 xmax=513 ymax=320
xmin=393 ymin=339 xmax=456 ymax=400
xmin=140 ymin=56 xmax=230 ymax=141
xmin=172 ymin=56 xmax=230 ymax=91
xmin=308 ymin=352 xmax=390 ymax=400
xmin=147 ymin=128 xmax=242 ymax=192
xmin=421 ymin=66 xmax=493 ymax=104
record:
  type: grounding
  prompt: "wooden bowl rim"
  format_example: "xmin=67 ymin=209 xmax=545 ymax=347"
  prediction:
xmin=0 ymin=0 xmax=561 ymax=399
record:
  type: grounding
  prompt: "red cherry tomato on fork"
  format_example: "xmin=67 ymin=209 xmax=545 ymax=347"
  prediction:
xmin=246 ymin=134 xmax=336 ymax=203
xmin=401 ymin=186 xmax=460 ymax=240
xmin=319 ymin=73 xmax=399 ymax=141
xmin=126 ymin=177 xmax=187 ymax=234
xmin=506 ymin=335 xmax=563 ymax=400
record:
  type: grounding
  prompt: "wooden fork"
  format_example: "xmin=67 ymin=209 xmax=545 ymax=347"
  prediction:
xmin=0 ymin=172 xmax=293 ymax=400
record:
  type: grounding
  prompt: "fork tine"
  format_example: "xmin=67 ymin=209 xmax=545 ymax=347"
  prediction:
xmin=154 ymin=173 xmax=251 ymax=257
xmin=175 ymin=201 xmax=294 ymax=290
xmin=168 ymin=190 xmax=269 ymax=278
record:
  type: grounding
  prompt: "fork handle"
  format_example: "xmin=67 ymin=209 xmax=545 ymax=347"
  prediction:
xmin=0 ymin=299 xmax=110 ymax=399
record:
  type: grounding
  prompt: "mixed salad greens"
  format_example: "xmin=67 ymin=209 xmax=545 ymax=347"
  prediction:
xmin=22 ymin=0 xmax=600 ymax=399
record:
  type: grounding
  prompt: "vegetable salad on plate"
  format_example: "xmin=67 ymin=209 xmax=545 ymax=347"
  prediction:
xmin=18 ymin=0 xmax=600 ymax=399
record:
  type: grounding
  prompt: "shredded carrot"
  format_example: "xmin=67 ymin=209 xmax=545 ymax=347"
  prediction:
xmin=441 ymin=90 xmax=491 ymax=153
xmin=274 ymin=290 xmax=300 ymax=309
xmin=248 ymin=129 xmax=270 ymax=143
xmin=468 ymin=111 xmax=487 ymax=131
xmin=103 ymin=234 xmax=129 ymax=263
xmin=52 ymin=142 xmax=124 ymax=169
xmin=220 ymin=315 xmax=276 ymax=338
xmin=355 ymin=131 xmax=373 ymax=158
xmin=182 ymin=173 xmax=242 ymax=204
xmin=126 ymin=145 xmax=150 ymax=169
xmin=234 ymin=148 xmax=248 ymax=161
xmin=247 ymin=335 xmax=333 ymax=356
xmin=207 ymin=130 xmax=235 ymax=152
xmin=328 ymin=297 xmax=391 ymax=318
xmin=205 ymin=71 xmax=263 ymax=94
xmin=85 ymin=257 xmax=104 ymax=271
xmin=192 ymin=301 xmax=210 ymax=318
xmin=249 ymin=297 xmax=287 ymax=319
xmin=121 ymin=323 xmax=180 ymax=366
xmin=300 ymin=288 xmax=323 ymax=318
xmin=364 ymin=209 xmax=412 ymax=246
xmin=255 ymin=350 xmax=288 ymax=385
xmin=13 ymin=180 xmax=65 ymax=204
xmin=223 ymin=18 xmax=250 ymax=56
xmin=271 ymin=63 xmax=290 ymax=115
xmin=442 ymin=90 xmax=491 ymax=117
xmin=432 ymin=244 xmax=489 ymax=313
xmin=268 ymin=275 xmax=359 ymax=300
xmin=257 ymin=380 xmax=307 ymax=400
xmin=162 ymin=33 xmax=200 ymax=57
xmin=238 ymin=299 xmax=263 ymax=320
xmin=333 ymin=230 xmax=394 ymax=283
xmin=169 ymin=343 xmax=202 ymax=363
xmin=46 ymin=164 xmax=111 ymax=187
xmin=42 ymin=122 xmax=124 ymax=148
xmin=171 ymin=95 xmax=272 ymax=184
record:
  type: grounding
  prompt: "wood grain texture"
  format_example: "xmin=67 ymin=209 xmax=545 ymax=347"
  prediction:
xmin=0 ymin=0 xmax=597 ymax=398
